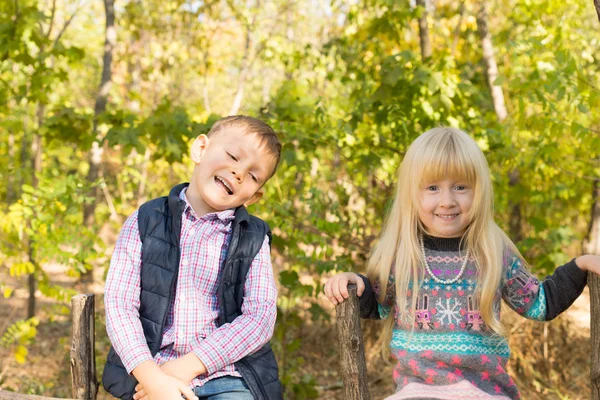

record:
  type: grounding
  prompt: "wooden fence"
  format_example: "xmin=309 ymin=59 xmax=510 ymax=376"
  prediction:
xmin=1 ymin=281 xmax=599 ymax=400
xmin=0 ymin=294 xmax=97 ymax=400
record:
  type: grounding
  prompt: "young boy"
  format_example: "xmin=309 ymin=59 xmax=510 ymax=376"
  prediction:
xmin=102 ymin=116 xmax=283 ymax=400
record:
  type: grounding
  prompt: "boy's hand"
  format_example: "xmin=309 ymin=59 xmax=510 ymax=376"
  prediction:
xmin=160 ymin=353 xmax=207 ymax=384
xmin=576 ymin=254 xmax=600 ymax=275
xmin=135 ymin=354 xmax=207 ymax=400
xmin=133 ymin=372 xmax=197 ymax=400
xmin=323 ymin=272 xmax=365 ymax=305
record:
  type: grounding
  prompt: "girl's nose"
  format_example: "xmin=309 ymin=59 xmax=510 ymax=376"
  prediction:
xmin=440 ymin=191 xmax=456 ymax=206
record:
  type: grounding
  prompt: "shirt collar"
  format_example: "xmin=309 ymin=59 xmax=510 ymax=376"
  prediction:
xmin=179 ymin=187 xmax=236 ymax=223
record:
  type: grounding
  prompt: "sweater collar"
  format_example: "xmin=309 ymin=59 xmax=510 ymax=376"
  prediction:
xmin=422 ymin=233 xmax=466 ymax=252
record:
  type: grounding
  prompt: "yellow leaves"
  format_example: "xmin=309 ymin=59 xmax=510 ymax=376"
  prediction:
xmin=1 ymin=318 xmax=39 ymax=364
xmin=15 ymin=345 xmax=28 ymax=364
xmin=9 ymin=261 xmax=36 ymax=277
xmin=54 ymin=200 xmax=67 ymax=212
xmin=3 ymin=287 xmax=13 ymax=299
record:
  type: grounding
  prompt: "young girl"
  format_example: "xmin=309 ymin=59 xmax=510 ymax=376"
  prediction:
xmin=324 ymin=127 xmax=600 ymax=400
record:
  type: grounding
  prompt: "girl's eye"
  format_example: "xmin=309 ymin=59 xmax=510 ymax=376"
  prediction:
xmin=227 ymin=152 xmax=238 ymax=161
xmin=427 ymin=186 xmax=438 ymax=191
xmin=455 ymin=185 xmax=466 ymax=191
xmin=250 ymin=174 xmax=259 ymax=183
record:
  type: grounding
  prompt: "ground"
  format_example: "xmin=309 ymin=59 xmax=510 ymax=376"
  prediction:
xmin=0 ymin=262 xmax=593 ymax=400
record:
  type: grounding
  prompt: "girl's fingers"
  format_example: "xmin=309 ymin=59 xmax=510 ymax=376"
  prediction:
xmin=355 ymin=276 xmax=365 ymax=297
xmin=324 ymin=279 xmax=341 ymax=305
xmin=334 ymin=278 xmax=348 ymax=303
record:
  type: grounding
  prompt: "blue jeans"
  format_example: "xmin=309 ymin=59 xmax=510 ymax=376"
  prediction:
xmin=192 ymin=376 xmax=253 ymax=400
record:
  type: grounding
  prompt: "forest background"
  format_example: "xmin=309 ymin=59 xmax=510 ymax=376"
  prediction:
xmin=1 ymin=0 xmax=599 ymax=399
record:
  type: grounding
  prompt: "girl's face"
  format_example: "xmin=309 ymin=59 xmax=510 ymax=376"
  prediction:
xmin=418 ymin=178 xmax=474 ymax=238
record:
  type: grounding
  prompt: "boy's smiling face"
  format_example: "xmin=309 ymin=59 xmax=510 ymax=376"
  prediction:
xmin=186 ymin=127 xmax=277 ymax=217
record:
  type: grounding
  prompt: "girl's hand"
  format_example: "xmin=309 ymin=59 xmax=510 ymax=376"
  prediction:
xmin=323 ymin=272 xmax=365 ymax=305
xmin=576 ymin=254 xmax=600 ymax=275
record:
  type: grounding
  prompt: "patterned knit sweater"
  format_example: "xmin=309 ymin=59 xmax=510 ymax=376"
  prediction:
xmin=358 ymin=235 xmax=587 ymax=400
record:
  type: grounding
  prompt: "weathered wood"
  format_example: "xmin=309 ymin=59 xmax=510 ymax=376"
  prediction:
xmin=335 ymin=285 xmax=370 ymax=400
xmin=0 ymin=392 xmax=76 ymax=400
xmin=70 ymin=294 xmax=98 ymax=400
xmin=591 ymin=274 xmax=600 ymax=399
xmin=588 ymin=178 xmax=600 ymax=399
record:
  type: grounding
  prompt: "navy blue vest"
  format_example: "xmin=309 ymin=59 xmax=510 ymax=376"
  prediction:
xmin=102 ymin=183 xmax=283 ymax=399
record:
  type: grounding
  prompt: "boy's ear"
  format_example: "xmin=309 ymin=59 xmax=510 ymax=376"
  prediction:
xmin=191 ymin=135 xmax=209 ymax=163
xmin=243 ymin=189 xmax=264 ymax=207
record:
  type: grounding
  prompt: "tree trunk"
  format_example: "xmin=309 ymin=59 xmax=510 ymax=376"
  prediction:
xmin=595 ymin=0 xmax=600 ymax=23
xmin=587 ymin=178 xmax=600 ymax=399
xmin=19 ymin=121 xmax=29 ymax=198
xmin=476 ymin=1 xmax=507 ymax=122
xmin=136 ymin=148 xmax=151 ymax=207
xmin=82 ymin=0 xmax=115 ymax=282
xmin=27 ymin=106 xmax=43 ymax=319
xmin=7 ymin=132 xmax=15 ymax=207
xmin=229 ymin=29 xmax=251 ymax=116
xmin=507 ymin=169 xmax=523 ymax=243
xmin=416 ymin=0 xmax=432 ymax=60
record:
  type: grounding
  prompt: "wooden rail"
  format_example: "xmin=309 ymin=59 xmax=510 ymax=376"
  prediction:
xmin=335 ymin=285 xmax=370 ymax=400
xmin=0 ymin=294 xmax=97 ymax=400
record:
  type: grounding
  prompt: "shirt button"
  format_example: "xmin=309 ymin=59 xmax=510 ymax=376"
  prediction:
xmin=180 ymin=294 xmax=186 ymax=302
xmin=189 ymin=228 xmax=196 ymax=236
xmin=181 ymin=259 xmax=188 ymax=267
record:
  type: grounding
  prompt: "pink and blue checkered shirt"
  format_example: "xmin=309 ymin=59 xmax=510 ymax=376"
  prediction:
xmin=104 ymin=188 xmax=278 ymax=388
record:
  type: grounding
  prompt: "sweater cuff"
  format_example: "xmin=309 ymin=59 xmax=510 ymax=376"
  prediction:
xmin=542 ymin=258 xmax=588 ymax=321
xmin=564 ymin=258 xmax=588 ymax=282
xmin=193 ymin=339 xmax=229 ymax=375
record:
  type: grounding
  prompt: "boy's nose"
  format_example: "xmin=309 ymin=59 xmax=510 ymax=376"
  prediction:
xmin=232 ymin=170 xmax=243 ymax=183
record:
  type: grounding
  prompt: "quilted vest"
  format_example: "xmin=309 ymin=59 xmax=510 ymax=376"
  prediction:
xmin=102 ymin=183 xmax=283 ymax=399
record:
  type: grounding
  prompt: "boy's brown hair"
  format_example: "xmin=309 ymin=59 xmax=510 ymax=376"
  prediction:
xmin=208 ymin=115 xmax=282 ymax=178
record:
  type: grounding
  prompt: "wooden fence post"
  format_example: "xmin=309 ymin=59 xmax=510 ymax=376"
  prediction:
xmin=335 ymin=284 xmax=370 ymax=400
xmin=70 ymin=294 xmax=98 ymax=400
xmin=591 ymin=274 xmax=600 ymax=399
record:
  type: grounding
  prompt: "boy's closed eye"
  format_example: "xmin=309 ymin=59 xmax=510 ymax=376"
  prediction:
xmin=227 ymin=152 xmax=238 ymax=161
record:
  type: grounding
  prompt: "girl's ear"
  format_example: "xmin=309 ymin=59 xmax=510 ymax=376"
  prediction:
xmin=191 ymin=135 xmax=209 ymax=163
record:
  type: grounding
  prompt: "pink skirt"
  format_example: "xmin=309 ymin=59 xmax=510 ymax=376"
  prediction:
xmin=384 ymin=380 xmax=513 ymax=400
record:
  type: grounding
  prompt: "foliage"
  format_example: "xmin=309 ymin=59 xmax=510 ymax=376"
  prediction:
xmin=0 ymin=0 xmax=598 ymax=397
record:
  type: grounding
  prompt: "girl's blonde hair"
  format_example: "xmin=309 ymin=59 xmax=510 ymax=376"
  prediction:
xmin=366 ymin=127 xmax=522 ymax=357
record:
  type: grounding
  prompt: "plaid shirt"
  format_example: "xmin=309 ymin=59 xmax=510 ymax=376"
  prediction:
xmin=105 ymin=188 xmax=277 ymax=388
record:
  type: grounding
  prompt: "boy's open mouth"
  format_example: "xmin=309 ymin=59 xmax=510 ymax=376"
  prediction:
xmin=215 ymin=176 xmax=234 ymax=195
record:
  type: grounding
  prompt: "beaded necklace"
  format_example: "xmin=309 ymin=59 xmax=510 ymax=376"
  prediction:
xmin=419 ymin=234 xmax=470 ymax=284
